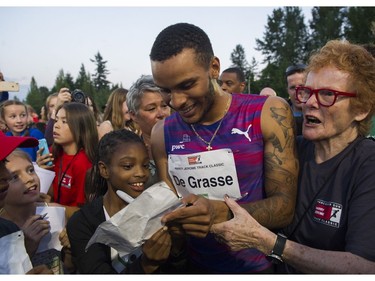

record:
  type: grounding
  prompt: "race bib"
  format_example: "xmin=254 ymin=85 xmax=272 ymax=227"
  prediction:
xmin=168 ymin=149 xmax=241 ymax=200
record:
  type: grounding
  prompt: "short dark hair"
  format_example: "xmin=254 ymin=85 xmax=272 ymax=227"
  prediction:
xmin=222 ymin=67 xmax=245 ymax=82
xmin=362 ymin=43 xmax=375 ymax=58
xmin=150 ymin=23 xmax=214 ymax=69
xmin=285 ymin=63 xmax=306 ymax=77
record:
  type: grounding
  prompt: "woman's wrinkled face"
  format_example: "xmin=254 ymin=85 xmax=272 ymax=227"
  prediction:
xmin=132 ymin=91 xmax=170 ymax=136
xmin=302 ymin=66 xmax=361 ymax=142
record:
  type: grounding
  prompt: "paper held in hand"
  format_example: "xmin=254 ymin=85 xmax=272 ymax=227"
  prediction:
xmin=33 ymin=163 xmax=55 ymax=194
xmin=85 ymin=181 xmax=182 ymax=257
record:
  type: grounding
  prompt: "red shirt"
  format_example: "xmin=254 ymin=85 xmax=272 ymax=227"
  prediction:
xmin=52 ymin=149 xmax=92 ymax=206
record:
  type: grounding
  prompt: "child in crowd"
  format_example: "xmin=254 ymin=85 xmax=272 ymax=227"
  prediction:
xmin=98 ymin=88 xmax=139 ymax=140
xmin=0 ymin=131 xmax=52 ymax=274
xmin=1 ymin=149 xmax=72 ymax=273
xmin=85 ymin=95 xmax=102 ymax=126
xmin=67 ymin=129 xmax=185 ymax=273
xmin=0 ymin=100 xmax=44 ymax=161
xmin=37 ymin=102 xmax=98 ymax=220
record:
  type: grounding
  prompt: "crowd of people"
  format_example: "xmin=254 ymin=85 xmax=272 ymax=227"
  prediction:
xmin=0 ymin=22 xmax=374 ymax=274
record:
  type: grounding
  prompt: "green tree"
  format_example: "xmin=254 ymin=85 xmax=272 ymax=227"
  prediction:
xmin=343 ymin=7 xmax=375 ymax=44
xmin=245 ymin=57 xmax=260 ymax=94
xmin=65 ymin=73 xmax=75 ymax=90
xmin=255 ymin=7 xmax=309 ymax=99
xmin=90 ymin=52 xmax=110 ymax=91
xmin=26 ymin=77 xmax=44 ymax=115
xmin=51 ymin=69 xmax=75 ymax=93
xmin=39 ymin=86 xmax=50 ymax=107
xmin=75 ymin=63 xmax=96 ymax=97
xmin=230 ymin=44 xmax=249 ymax=71
xmin=308 ymin=7 xmax=345 ymax=53
xmin=90 ymin=52 xmax=111 ymax=109
xmin=229 ymin=44 xmax=255 ymax=93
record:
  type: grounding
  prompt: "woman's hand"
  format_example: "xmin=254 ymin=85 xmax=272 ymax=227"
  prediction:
xmin=210 ymin=196 xmax=274 ymax=254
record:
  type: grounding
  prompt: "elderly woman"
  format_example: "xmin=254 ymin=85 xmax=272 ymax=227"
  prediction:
xmin=126 ymin=75 xmax=171 ymax=186
xmin=211 ymin=40 xmax=375 ymax=273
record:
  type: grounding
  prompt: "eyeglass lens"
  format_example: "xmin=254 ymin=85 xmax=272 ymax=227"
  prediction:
xmin=297 ymin=88 xmax=335 ymax=106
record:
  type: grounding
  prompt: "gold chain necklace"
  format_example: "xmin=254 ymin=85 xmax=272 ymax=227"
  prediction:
xmin=190 ymin=96 xmax=231 ymax=151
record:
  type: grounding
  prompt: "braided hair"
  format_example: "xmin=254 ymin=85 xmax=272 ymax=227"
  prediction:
xmin=85 ymin=129 xmax=146 ymax=202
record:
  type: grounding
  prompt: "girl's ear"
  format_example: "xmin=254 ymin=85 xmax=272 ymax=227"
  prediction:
xmin=98 ymin=161 xmax=109 ymax=179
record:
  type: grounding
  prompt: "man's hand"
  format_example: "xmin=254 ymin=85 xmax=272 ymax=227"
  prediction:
xmin=161 ymin=194 xmax=219 ymax=238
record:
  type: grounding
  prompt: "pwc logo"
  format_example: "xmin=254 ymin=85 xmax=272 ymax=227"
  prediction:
xmin=171 ymin=144 xmax=185 ymax=151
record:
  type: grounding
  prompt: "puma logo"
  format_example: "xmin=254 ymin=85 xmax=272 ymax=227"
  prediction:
xmin=231 ymin=124 xmax=252 ymax=142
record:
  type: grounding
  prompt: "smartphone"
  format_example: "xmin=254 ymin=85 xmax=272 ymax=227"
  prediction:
xmin=38 ymin=138 xmax=52 ymax=166
xmin=0 ymin=81 xmax=19 ymax=92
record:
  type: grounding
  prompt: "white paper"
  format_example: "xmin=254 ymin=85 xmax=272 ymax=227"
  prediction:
xmin=0 ymin=231 xmax=32 ymax=274
xmin=33 ymin=163 xmax=55 ymax=194
xmin=35 ymin=206 xmax=66 ymax=253
xmin=86 ymin=181 xmax=182 ymax=256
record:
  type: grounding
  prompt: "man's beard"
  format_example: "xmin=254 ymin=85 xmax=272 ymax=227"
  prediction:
xmin=194 ymin=78 xmax=216 ymax=124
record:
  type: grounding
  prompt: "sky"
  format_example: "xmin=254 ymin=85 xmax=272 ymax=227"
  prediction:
xmin=0 ymin=1 xmax=362 ymax=101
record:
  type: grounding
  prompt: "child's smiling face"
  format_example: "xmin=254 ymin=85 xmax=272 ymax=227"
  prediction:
xmin=5 ymin=152 xmax=41 ymax=205
xmin=3 ymin=104 xmax=28 ymax=135
xmin=100 ymin=142 xmax=150 ymax=200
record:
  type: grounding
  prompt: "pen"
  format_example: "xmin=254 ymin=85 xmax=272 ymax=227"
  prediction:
xmin=38 ymin=213 xmax=48 ymax=220
xmin=116 ymin=190 xmax=134 ymax=204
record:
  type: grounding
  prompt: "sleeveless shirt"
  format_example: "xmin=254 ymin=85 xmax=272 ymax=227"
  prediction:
xmin=164 ymin=93 xmax=271 ymax=273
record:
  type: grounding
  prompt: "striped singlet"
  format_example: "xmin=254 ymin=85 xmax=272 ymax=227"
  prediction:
xmin=164 ymin=93 xmax=271 ymax=273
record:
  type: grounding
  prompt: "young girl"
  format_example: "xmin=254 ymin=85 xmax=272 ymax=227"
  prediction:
xmin=97 ymin=88 xmax=139 ymax=140
xmin=0 ymin=100 xmax=44 ymax=161
xmin=1 ymin=149 xmax=72 ymax=273
xmin=67 ymin=129 xmax=185 ymax=273
xmin=38 ymin=102 xmax=98 ymax=220
xmin=85 ymin=95 xmax=102 ymax=126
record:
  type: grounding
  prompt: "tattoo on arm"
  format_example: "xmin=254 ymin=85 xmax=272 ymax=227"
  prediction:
xmin=244 ymin=104 xmax=298 ymax=229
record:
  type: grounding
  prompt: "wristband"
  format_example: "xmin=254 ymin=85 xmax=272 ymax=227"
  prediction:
xmin=266 ymin=233 xmax=287 ymax=264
